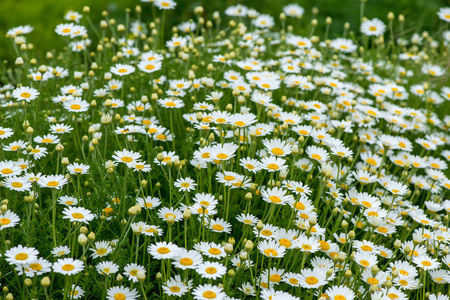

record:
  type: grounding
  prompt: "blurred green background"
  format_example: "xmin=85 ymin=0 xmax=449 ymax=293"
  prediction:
xmin=0 ymin=0 xmax=447 ymax=62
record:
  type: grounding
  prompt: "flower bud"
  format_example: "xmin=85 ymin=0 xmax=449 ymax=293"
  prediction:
xmin=224 ymin=243 xmax=233 ymax=254
xmin=78 ymin=234 xmax=88 ymax=246
xmin=41 ymin=276 xmax=51 ymax=287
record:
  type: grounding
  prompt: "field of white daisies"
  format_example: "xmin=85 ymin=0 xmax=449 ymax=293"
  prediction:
xmin=1 ymin=0 xmax=450 ymax=299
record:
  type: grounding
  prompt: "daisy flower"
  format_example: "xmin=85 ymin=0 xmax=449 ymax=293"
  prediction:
xmin=51 ymin=246 xmax=71 ymax=257
xmin=136 ymin=196 xmax=161 ymax=209
xmin=174 ymin=177 xmax=197 ymax=192
xmin=353 ymin=251 xmax=378 ymax=268
xmin=196 ymin=261 xmax=227 ymax=280
xmin=261 ymin=187 xmax=291 ymax=205
xmin=258 ymin=240 xmax=286 ymax=258
xmin=96 ymin=261 xmax=119 ymax=276
xmin=62 ymin=207 xmax=95 ymax=224
xmin=148 ymin=241 xmax=180 ymax=260
xmin=38 ymin=174 xmax=68 ymax=189
xmin=263 ymin=138 xmax=292 ymax=157
xmin=7 ymin=25 xmax=34 ymax=35
xmin=111 ymin=64 xmax=135 ymax=76
xmin=106 ymin=286 xmax=139 ymax=300
xmin=325 ymin=286 xmax=355 ymax=300
xmin=298 ymin=268 xmax=327 ymax=289
xmin=5 ymin=245 xmax=38 ymax=265
xmin=50 ymin=123 xmax=73 ymax=134
xmin=16 ymin=257 xmax=52 ymax=277
xmin=0 ymin=210 xmax=20 ymax=229
xmin=157 ymin=207 xmax=183 ymax=222
xmin=90 ymin=241 xmax=113 ymax=259
xmin=166 ymin=36 xmax=188 ymax=48
xmin=192 ymin=284 xmax=226 ymax=300
xmin=172 ymin=249 xmax=203 ymax=270
xmin=154 ymin=151 xmax=179 ymax=165
xmin=113 ymin=149 xmax=142 ymax=166
xmin=3 ymin=176 xmax=32 ymax=192
xmin=123 ymin=263 xmax=146 ymax=282
xmin=209 ymin=218 xmax=232 ymax=233
xmin=162 ymin=275 xmax=189 ymax=297
xmin=240 ymin=157 xmax=262 ymax=173
xmin=0 ymin=127 xmax=14 ymax=139
xmin=58 ymin=195 xmax=78 ymax=206
xmin=67 ymin=163 xmax=90 ymax=175
xmin=68 ymin=285 xmax=85 ymax=299
xmin=63 ymin=98 xmax=90 ymax=112
xmin=53 ymin=258 xmax=84 ymax=275
xmin=412 ymin=255 xmax=441 ymax=271
xmin=154 ymin=0 xmax=177 ymax=9
xmin=306 ymin=145 xmax=330 ymax=163
xmin=12 ymin=86 xmax=39 ymax=102
xmin=437 ymin=7 xmax=450 ymax=22
xmin=157 ymin=98 xmax=185 ymax=109
xmin=260 ymin=156 xmax=288 ymax=172
xmin=360 ymin=18 xmax=386 ymax=36
xmin=196 ymin=242 xmax=226 ymax=259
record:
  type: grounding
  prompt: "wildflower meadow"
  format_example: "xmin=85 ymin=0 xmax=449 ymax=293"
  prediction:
xmin=1 ymin=1 xmax=450 ymax=299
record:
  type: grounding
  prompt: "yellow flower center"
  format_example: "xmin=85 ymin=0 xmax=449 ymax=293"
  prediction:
xmin=114 ymin=293 xmax=126 ymax=300
xmin=305 ymin=276 xmax=319 ymax=285
xmin=263 ymin=249 xmax=278 ymax=257
xmin=70 ymin=104 xmax=81 ymax=110
xmin=271 ymin=148 xmax=284 ymax=156
xmin=121 ymin=156 xmax=133 ymax=163
xmin=157 ymin=247 xmax=170 ymax=254
xmin=205 ymin=267 xmax=217 ymax=274
xmin=72 ymin=213 xmax=84 ymax=219
xmin=212 ymin=224 xmax=224 ymax=231
xmin=203 ymin=291 xmax=217 ymax=299
xmin=62 ymin=264 xmax=75 ymax=271
xmin=180 ymin=258 xmax=193 ymax=266
xmin=15 ymin=253 xmax=29 ymax=260
xmin=269 ymin=196 xmax=282 ymax=203
xmin=0 ymin=218 xmax=11 ymax=225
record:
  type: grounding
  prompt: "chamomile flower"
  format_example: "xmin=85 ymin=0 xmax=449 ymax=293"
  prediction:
xmin=325 ymin=286 xmax=356 ymax=300
xmin=196 ymin=261 xmax=227 ymax=280
xmin=5 ymin=245 xmax=38 ymax=265
xmin=106 ymin=286 xmax=139 ymax=300
xmin=113 ymin=150 xmax=142 ymax=165
xmin=67 ymin=163 xmax=90 ymax=175
xmin=12 ymin=86 xmax=39 ymax=102
xmin=172 ymin=249 xmax=203 ymax=270
xmin=53 ymin=258 xmax=84 ymax=275
xmin=111 ymin=64 xmax=135 ymax=76
xmin=148 ymin=241 xmax=180 ymax=260
xmin=258 ymin=240 xmax=286 ymax=258
xmin=162 ymin=275 xmax=189 ymax=297
xmin=174 ymin=177 xmax=197 ymax=192
xmin=136 ymin=196 xmax=161 ymax=209
xmin=192 ymin=284 xmax=226 ymax=300
xmin=360 ymin=18 xmax=386 ymax=36
xmin=209 ymin=218 xmax=232 ymax=233
xmin=38 ymin=174 xmax=68 ymax=189
xmin=298 ymin=268 xmax=328 ymax=289
xmin=0 ymin=210 xmax=20 ymax=230
xmin=90 ymin=241 xmax=113 ymax=259
xmin=261 ymin=187 xmax=291 ymax=205
xmin=51 ymin=246 xmax=71 ymax=257
xmin=63 ymin=98 xmax=89 ymax=112
xmin=62 ymin=207 xmax=94 ymax=224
